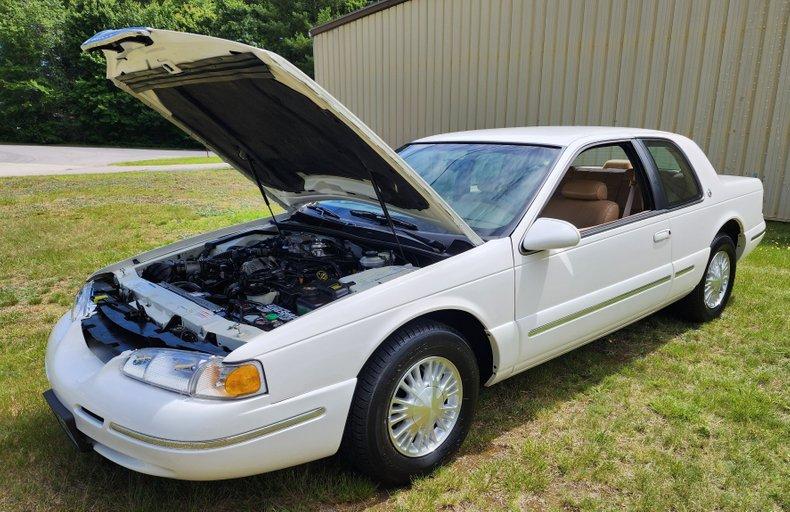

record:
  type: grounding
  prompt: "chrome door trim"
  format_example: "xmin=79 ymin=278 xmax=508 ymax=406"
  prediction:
xmin=674 ymin=265 xmax=695 ymax=278
xmin=528 ymin=275 xmax=672 ymax=337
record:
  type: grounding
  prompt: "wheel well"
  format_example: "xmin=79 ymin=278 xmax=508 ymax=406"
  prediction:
xmin=403 ymin=310 xmax=494 ymax=384
xmin=718 ymin=218 xmax=744 ymax=257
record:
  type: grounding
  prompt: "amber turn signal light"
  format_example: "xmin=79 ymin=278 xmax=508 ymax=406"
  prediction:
xmin=224 ymin=364 xmax=261 ymax=396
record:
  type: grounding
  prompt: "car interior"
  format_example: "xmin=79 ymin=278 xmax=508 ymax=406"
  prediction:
xmin=541 ymin=143 xmax=652 ymax=230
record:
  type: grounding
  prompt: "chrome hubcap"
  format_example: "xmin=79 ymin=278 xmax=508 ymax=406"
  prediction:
xmin=704 ymin=250 xmax=731 ymax=309
xmin=387 ymin=356 xmax=462 ymax=457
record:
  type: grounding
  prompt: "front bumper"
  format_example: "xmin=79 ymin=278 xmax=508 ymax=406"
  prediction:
xmin=44 ymin=313 xmax=356 ymax=480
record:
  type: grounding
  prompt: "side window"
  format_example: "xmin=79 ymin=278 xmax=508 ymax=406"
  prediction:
xmin=643 ymin=139 xmax=701 ymax=207
xmin=539 ymin=142 xmax=652 ymax=230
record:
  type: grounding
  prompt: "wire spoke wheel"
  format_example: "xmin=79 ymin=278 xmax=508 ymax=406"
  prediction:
xmin=704 ymin=249 xmax=731 ymax=309
xmin=387 ymin=356 xmax=462 ymax=457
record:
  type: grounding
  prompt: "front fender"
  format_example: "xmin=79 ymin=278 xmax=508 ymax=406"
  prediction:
xmin=257 ymin=266 xmax=515 ymax=402
xmin=238 ymin=239 xmax=517 ymax=403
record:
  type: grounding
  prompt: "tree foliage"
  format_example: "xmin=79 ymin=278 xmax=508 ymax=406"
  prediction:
xmin=0 ymin=0 xmax=366 ymax=146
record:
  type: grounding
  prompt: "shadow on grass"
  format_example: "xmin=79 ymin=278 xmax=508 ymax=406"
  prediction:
xmin=19 ymin=309 xmax=694 ymax=511
xmin=464 ymin=308 xmax=693 ymax=454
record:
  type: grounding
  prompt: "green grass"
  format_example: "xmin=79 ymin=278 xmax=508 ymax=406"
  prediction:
xmin=0 ymin=169 xmax=787 ymax=511
xmin=112 ymin=155 xmax=224 ymax=166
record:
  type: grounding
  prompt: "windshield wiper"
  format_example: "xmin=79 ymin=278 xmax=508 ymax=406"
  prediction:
xmin=397 ymin=229 xmax=446 ymax=252
xmin=350 ymin=210 xmax=419 ymax=230
xmin=350 ymin=210 xmax=445 ymax=252
xmin=305 ymin=203 xmax=340 ymax=219
xmin=291 ymin=208 xmax=445 ymax=253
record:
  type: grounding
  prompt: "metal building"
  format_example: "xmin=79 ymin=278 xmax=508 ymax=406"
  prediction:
xmin=311 ymin=0 xmax=789 ymax=220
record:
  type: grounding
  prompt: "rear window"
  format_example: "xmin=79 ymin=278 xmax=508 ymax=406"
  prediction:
xmin=643 ymin=139 xmax=702 ymax=207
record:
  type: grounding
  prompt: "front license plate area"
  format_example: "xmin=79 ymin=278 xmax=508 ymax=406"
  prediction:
xmin=43 ymin=389 xmax=92 ymax=452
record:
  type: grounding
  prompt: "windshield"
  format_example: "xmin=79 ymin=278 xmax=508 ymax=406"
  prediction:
xmin=398 ymin=143 xmax=560 ymax=236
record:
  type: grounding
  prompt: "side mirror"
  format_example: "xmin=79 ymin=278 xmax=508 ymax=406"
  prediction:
xmin=521 ymin=217 xmax=581 ymax=252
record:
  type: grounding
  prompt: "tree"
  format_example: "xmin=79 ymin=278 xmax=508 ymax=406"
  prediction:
xmin=0 ymin=0 xmax=67 ymax=142
xmin=0 ymin=0 xmax=368 ymax=146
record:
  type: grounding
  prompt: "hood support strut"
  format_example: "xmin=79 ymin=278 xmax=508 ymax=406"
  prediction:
xmin=331 ymin=139 xmax=408 ymax=262
xmin=245 ymin=156 xmax=282 ymax=235
xmin=365 ymin=167 xmax=407 ymax=263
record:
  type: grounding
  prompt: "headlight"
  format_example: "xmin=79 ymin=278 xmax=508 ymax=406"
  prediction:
xmin=122 ymin=348 xmax=266 ymax=399
xmin=71 ymin=281 xmax=95 ymax=321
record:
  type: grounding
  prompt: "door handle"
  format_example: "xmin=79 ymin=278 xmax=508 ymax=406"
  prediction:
xmin=653 ymin=229 xmax=671 ymax=242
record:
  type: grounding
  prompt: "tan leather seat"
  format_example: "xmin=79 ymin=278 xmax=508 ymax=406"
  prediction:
xmin=560 ymin=161 xmax=644 ymax=217
xmin=542 ymin=180 xmax=619 ymax=229
xmin=602 ymin=159 xmax=633 ymax=171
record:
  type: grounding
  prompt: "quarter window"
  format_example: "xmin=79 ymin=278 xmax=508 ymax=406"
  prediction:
xmin=643 ymin=139 xmax=701 ymax=207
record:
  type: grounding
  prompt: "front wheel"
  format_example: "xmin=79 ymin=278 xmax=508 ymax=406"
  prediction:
xmin=341 ymin=320 xmax=479 ymax=485
xmin=676 ymin=233 xmax=736 ymax=322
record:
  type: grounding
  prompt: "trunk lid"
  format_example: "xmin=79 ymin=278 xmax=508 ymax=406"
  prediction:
xmin=82 ymin=28 xmax=482 ymax=244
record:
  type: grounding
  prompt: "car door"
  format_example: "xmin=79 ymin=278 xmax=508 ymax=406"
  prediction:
xmin=637 ymin=138 xmax=708 ymax=302
xmin=512 ymin=140 xmax=674 ymax=372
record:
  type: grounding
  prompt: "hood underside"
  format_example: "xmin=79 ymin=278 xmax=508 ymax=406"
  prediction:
xmin=84 ymin=28 xmax=482 ymax=244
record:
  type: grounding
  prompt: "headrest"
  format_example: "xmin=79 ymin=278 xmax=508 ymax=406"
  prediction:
xmin=603 ymin=159 xmax=633 ymax=170
xmin=561 ymin=180 xmax=607 ymax=200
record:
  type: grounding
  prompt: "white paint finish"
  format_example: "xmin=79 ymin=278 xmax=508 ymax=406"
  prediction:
xmin=313 ymin=0 xmax=789 ymax=221
xmin=499 ymin=129 xmax=763 ymax=374
xmin=521 ymin=217 xmax=581 ymax=251
xmin=514 ymin=214 xmax=673 ymax=368
xmin=46 ymin=315 xmax=355 ymax=480
xmin=44 ymin=86 xmax=766 ymax=480
xmin=414 ymin=125 xmax=672 ymax=147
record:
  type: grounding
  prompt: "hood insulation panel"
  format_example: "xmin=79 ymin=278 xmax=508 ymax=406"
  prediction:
xmin=117 ymin=53 xmax=429 ymax=210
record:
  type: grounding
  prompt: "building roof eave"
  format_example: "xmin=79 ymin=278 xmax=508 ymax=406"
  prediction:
xmin=309 ymin=0 xmax=411 ymax=37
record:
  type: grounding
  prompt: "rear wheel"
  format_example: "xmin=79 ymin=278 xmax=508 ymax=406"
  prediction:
xmin=341 ymin=320 xmax=479 ymax=485
xmin=676 ymin=233 xmax=736 ymax=322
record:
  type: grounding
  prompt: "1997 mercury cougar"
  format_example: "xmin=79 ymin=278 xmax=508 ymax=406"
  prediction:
xmin=43 ymin=28 xmax=766 ymax=484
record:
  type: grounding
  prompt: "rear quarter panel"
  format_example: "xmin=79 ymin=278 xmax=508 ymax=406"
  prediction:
xmin=664 ymin=136 xmax=765 ymax=300
xmin=668 ymin=135 xmax=765 ymax=259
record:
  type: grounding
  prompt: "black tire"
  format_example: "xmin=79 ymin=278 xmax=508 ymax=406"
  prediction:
xmin=675 ymin=233 xmax=736 ymax=322
xmin=341 ymin=320 xmax=479 ymax=485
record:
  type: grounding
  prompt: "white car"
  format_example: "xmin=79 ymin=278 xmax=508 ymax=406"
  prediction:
xmin=44 ymin=28 xmax=766 ymax=484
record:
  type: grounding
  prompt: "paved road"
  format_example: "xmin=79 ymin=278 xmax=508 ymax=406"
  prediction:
xmin=0 ymin=144 xmax=229 ymax=177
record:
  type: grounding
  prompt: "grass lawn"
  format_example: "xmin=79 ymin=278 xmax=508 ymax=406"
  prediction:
xmin=0 ymin=169 xmax=787 ymax=511
xmin=112 ymin=155 xmax=224 ymax=166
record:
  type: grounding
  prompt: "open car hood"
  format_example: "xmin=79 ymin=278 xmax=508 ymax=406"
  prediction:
xmin=83 ymin=28 xmax=482 ymax=244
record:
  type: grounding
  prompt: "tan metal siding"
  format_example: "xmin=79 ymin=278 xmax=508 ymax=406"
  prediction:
xmin=314 ymin=0 xmax=790 ymax=220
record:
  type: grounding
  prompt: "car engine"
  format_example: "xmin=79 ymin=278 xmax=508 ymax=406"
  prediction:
xmin=81 ymin=230 xmax=420 ymax=358
xmin=139 ymin=232 xmax=396 ymax=331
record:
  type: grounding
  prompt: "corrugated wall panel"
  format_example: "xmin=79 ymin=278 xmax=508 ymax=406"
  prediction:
xmin=765 ymin=19 xmax=790 ymax=220
xmin=313 ymin=0 xmax=790 ymax=220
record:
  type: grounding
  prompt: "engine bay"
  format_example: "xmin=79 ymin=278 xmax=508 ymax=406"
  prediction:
xmin=140 ymin=232 xmax=400 ymax=329
xmin=82 ymin=229 xmax=420 ymax=358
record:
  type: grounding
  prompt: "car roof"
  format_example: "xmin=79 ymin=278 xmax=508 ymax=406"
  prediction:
xmin=412 ymin=126 xmax=676 ymax=147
